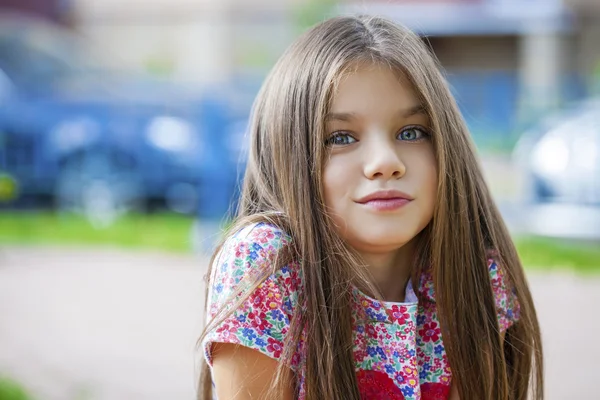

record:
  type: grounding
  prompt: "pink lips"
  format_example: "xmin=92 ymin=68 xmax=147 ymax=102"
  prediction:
xmin=356 ymin=190 xmax=413 ymax=211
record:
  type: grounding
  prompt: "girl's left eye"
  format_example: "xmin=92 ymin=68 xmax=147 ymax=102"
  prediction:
xmin=397 ymin=126 xmax=429 ymax=141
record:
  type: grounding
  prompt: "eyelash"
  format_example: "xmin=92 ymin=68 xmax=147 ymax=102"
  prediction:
xmin=325 ymin=125 xmax=430 ymax=146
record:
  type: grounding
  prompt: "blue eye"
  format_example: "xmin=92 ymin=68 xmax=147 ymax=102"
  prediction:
xmin=398 ymin=127 xmax=429 ymax=141
xmin=326 ymin=132 xmax=357 ymax=146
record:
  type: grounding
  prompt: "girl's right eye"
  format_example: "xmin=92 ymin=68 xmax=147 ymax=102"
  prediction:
xmin=325 ymin=132 xmax=357 ymax=146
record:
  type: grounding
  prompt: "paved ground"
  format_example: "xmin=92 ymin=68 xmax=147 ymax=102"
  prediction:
xmin=0 ymin=246 xmax=598 ymax=400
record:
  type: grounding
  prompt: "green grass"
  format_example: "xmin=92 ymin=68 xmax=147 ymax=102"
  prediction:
xmin=0 ymin=212 xmax=195 ymax=253
xmin=514 ymin=236 xmax=600 ymax=274
xmin=0 ymin=376 xmax=32 ymax=400
xmin=0 ymin=212 xmax=599 ymax=272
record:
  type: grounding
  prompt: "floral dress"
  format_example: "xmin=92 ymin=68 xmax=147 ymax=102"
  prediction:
xmin=201 ymin=223 xmax=520 ymax=400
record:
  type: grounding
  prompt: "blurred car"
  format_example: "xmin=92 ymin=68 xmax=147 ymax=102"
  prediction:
xmin=0 ymin=12 xmax=246 ymax=226
xmin=513 ymin=97 xmax=600 ymax=239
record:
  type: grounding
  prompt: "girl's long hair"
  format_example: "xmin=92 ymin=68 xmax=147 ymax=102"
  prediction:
xmin=197 ymin=15 xmax=543 ymax=400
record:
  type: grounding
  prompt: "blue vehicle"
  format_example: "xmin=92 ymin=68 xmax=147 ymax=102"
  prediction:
xmin=0 ymin=12 xmax=246 ymax=226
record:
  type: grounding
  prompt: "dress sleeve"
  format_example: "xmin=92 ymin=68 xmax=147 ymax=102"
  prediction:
xmin=487 ymin=258 xmax=520 ymax=332
xmin=201 ymin=223 xmax=302 ymax=370
xmin=417 ymin=258 xmax=520 ymax=332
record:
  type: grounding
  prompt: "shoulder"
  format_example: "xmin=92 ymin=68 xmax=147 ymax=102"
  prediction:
xmin=417 ymin=256 xmax=520 ymax=331
xmin=208 ymin=222 xmax=301 ymax=317
xmin=203 ymin=222 xmax=302 ymax=368
xmin=221 ymin=222 xmax=291 ymax=263
xmin=213 ymin=222 xmax=294 ymax=286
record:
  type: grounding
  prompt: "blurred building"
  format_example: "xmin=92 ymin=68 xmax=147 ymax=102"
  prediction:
xmin=69 ymin=0 xmax=295 ymax=89
xmin=569 ymin=0 xmax=600 ymax=91
xmin=0 ymin=0 xmax=72 ymax=23
xmin=3 ymin=0 xmax=600 ymax=144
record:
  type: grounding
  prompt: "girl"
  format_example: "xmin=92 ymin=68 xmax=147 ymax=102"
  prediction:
xmin=197 ymin=15 xmax=543 ymax=400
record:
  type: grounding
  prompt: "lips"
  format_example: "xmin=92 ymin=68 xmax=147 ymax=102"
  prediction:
xmin=356 ymin=189 xmax=413 ymax=204
xmin=355 ymin=190 xmax=413 ymax=212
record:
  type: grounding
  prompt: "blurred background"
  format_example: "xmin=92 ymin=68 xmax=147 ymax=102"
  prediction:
xmin=0 ymin=0 xmax=599 ymax=399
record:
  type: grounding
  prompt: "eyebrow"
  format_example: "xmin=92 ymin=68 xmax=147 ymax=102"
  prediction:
xmin=325 ymin=104 xmax=427 ymax=122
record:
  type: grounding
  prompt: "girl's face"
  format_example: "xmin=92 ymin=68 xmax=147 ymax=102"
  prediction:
xmin=323 ymin=63 xmax=437 ymax=256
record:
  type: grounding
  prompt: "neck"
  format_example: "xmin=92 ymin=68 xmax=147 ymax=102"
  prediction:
xmin=359 ymin=240 xmax=416 ymax=303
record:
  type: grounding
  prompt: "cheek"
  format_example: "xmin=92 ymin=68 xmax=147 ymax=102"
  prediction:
xmin=322 ymin=158 xmax=347 ymax=210
xmin=409 ymin=146 xmax=438 ymax=208
xmin=322 ymin=164 xmax=348 ymax=233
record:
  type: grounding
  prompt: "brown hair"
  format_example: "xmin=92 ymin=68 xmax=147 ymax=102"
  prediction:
xmin=197 ymin=15 xmax=543 ymax=400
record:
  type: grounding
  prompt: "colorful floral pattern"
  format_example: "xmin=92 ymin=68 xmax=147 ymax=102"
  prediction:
xmin=202 ymin=223 xmax=520 ymax=400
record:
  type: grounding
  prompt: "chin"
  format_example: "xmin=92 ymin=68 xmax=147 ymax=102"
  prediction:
xmin=351 ymin=230 xmax=415 ymax=252
xmin=333 ymin=215 xmax=424 ymax=250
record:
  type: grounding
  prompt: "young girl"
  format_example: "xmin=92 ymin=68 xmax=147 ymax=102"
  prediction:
xmin=197 ymin=15 xmax=543 ymax=400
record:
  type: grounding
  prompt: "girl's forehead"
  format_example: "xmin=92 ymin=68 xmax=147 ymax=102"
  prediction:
xmin=328 ymin=63 xmax=421 ymax=114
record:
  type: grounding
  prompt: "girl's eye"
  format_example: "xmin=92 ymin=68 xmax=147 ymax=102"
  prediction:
xmin=398 ymin=126 xmax=429 ymax=142
xmin=326 ymin=132 xmax=357 ymax=146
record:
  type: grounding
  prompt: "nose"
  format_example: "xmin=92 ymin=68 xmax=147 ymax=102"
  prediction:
xmin=363 ymin=137 xmax=406 ymax=180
